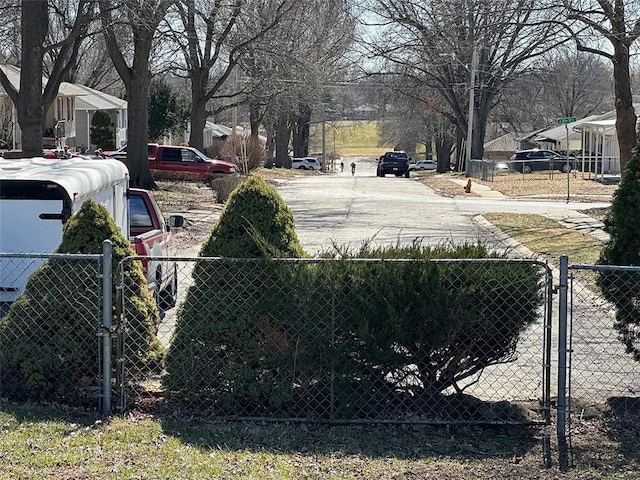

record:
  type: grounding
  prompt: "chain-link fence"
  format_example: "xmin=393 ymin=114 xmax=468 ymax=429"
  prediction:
xmin=0 ymin=251 xmax=105 ymax=409
xmin=566 ymin=263 xmax=640 ymax=419
xmin=11 ymin=250 xmax=639 ymax=431
xmin=117 ymin=256 xmax=553 ymax=425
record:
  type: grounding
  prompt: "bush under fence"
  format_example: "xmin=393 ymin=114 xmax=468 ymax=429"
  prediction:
xmin=119 ymin=256 xmax=552 ymax=424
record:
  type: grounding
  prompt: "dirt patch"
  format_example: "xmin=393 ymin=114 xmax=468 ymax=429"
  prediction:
xmin=153 ymin=169 xmax=306 ymax=253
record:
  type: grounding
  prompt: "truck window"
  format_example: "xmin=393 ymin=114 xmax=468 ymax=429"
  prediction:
xmin=161 ymin=148 xmax=180 ymax=162
xmin=129 ymin=195 xmax=153 ymax=228
xmin=181 ymin=149 xmax=198 ymax=163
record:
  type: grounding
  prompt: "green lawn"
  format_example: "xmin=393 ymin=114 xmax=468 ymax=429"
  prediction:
xmin=309 ymin=120 xmax=394 ymax=157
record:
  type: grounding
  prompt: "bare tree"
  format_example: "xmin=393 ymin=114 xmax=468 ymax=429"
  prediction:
xmin=559 ymin=0 xmax=640 ymax=172
xmin=0 ymin=0 xmax=93 ymax=157
xmin=361 ymin=0 xmax=570 ymax=171
xmin=492 ymin=48 xmax=612 ymax=139
xmin=162 ymin=0 xmax=299 ymax=152
xmin=539 ymin=50 xmax=612 ymax=119
xmin=247 ymin=0 xmax=354 ymax=165
xmin=62 ymin=33 xmax=125 ymax=97
xmin=100 ymin=0 xmax=176 ymax=189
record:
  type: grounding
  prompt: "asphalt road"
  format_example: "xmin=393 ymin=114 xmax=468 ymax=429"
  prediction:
xmin=276 ymin=156 xmax=610 ymax=256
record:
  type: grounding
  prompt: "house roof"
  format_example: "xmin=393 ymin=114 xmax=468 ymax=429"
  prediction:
xmin=484 ymin=132 xmax=518 ymax=151
xmin=205 ymin=121 xmax=233 ymax=137
xmin=73 ymin=84 xmax=126 ymax=111
xmin=530 ymin=115 xmax=600 ymax=143
xmin=0 ymin=64 xmax=88 ymax=97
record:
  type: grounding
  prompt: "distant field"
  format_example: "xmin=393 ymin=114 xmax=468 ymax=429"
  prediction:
xmin=309 ymin=120 xmax=393 ymax=157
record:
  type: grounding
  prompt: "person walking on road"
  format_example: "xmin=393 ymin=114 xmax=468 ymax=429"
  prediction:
xmin=340 ymin=160 xmax=344 ymax=172
xmin=350 ymin=161 xmax=356 ymax=176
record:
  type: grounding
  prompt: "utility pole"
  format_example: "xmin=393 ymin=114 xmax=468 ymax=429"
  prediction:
xmin=465 ymin=46 xmax=477 ymax=176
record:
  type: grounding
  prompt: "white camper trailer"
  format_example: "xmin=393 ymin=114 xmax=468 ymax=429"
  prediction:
xmin=0 ymin=156 xmax=130 ymax=303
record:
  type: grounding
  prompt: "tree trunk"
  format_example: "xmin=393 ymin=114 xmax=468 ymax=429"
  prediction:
xmin=613 ymin=43 xmax=636 ymax=173
xmin=127 ymin=73 xmax=155 ymax=189
xmin=249 ymin=102 xmax=261 ymax=137
xmin=18 ymin=1 xmax=48 ymax=157
xmin=435 ymin=136 xmax=453 ymax=173
xmin=472 ymin=88 xmax=494 ymax=162
xmin=291 ymin=106 xmax=311 ymax=157
xmin=274 ymin=114 xmax=290 ymax=168
xmin=124 ymin=25 xmax=155 ymax=189
xmin=188 ymin=70 xmax=208 ymax=151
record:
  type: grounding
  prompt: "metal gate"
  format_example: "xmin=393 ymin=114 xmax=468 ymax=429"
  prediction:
xmin=558 ymin=257 xmax=640 ymax=467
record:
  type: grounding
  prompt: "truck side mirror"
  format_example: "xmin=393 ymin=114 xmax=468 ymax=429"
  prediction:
xmin=167 ymin=215 xmax=185 ymax=228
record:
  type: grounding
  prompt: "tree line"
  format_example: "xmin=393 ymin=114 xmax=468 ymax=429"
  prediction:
xmin=0 ymin=0 xmax=637 ymax=186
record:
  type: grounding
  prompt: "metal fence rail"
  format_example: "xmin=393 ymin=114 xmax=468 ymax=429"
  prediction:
xmin=118 ymin=256 xmax=553 ymax=425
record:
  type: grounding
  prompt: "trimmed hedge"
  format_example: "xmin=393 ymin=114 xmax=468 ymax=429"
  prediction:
xmin=164 ymin=237 xmax=543 ymax=417
xmin=163 ymin=176 xmax=307 ymax=407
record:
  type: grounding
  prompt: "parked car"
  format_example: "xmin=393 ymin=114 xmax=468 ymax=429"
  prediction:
xmin=291 ymin=157 xmax=322 ymax=170
xmin=104 ymin=143 xmax=156 ymax=160
xmin=409 ymin=160 xmax=437 ymax=171
xmin=508 ymin=149 xmax=576 ymax=173
xmin=493 ymin=162 xmax=512 ymax=173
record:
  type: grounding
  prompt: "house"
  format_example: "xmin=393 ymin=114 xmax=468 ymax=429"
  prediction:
xmin=73 ymin=84 xmax=127 ymax=152
xmin=516 ymin=115 xmax=600 ymax=153
xmin=0 ymin=65 xmax=127 ymax=153
xmin=483 ymin=132 xmax=519 ymax=160
xmin=571 ymin=105 xmax=640 ymax=175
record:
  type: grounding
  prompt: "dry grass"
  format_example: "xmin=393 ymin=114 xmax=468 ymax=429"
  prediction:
xmin=417 ymin=171 xmax=616 ymax=203
xmin=475 ymin=172 xmax=616 ymax=202
xmin=483 ymin=212 xmax=604 ymax=265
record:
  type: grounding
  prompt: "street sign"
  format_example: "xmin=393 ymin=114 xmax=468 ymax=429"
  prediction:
xmin=557 ymin=117 xmax=577 ymax=125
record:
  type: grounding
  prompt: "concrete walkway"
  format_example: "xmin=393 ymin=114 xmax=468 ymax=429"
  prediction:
xmin=448 ymin=177 xmax=610 ymax=243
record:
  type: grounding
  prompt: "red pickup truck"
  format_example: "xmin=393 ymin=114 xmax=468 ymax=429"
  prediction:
xmin=108 ymin=144 xmax=238 ymax=182
xmin=129 ymin=188 xmax=184 ymax=309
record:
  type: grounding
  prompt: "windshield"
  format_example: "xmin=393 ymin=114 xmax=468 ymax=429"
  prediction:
xmin=192 ymin=148 xmax=210 ymax=162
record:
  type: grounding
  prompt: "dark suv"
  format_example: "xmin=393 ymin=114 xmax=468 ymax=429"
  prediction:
xmin=377 ymin=151 xmax=410 ymax=177
xmin=508 ymin=149 xmax=576 ymax=173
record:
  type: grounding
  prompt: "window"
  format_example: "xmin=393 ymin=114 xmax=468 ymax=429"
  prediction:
xmin=181 ymin=149 xmax=198 ymax=163
xmin=129 ymin=195 xmax=152 ymax=228
xmin=161 ymin=148 xmax=180 ymax=162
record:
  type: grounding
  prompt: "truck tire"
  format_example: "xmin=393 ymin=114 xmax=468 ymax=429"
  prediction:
xmin=159 ymin=265 xmax=178 ymax=309
xmin=404 ymin=171 xmax=410 ymax=178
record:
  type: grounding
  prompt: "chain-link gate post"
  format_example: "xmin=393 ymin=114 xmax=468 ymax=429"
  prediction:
xmin=557 ymin=254 xmax=569 ymax=470
xmin=101 ymin=240 xmax=113 ymax=415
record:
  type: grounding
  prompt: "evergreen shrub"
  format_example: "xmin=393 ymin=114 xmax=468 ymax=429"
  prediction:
xmin=164 ymin=205 xmax=543 ymax=418
xmin=0 ymin=200 xmax=162 ymax=402
xmin=90 ymin=110 xmax=116 ymax=150
xmin=598 ymin=147 xmax=640 ymax=361
xmin=163 ymin=176 xmax=307 ymax=409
